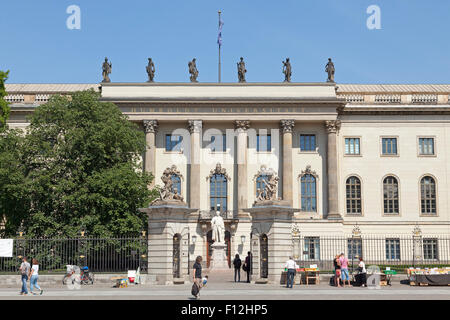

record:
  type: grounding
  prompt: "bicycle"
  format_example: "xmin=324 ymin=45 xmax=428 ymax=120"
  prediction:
xmin=62 ymin=265 xmax=94 ymax=285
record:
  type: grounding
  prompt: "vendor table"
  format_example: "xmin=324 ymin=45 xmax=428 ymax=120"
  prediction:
xmin=410 ymin=274 xmax=450 ymax=286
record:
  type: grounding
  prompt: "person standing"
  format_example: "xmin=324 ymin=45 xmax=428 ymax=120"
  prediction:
xmin=192 ymin=256 xmax=203 ymax=299
xmin=357 ymin=257 xmax=367 ymax=287
xmin=244 ymin=251 xmax=252 ymax=283
xmin=339 ymin=253 xmax=351 ymax=287
xmin=233 ymin=254 xmax=242 ymax=282
xmin=29 ymin=258 xmax=43 ymax=295
xmin=19 ymin=256 xmax=30 ymax=296
xmin=285 ymin=256 xmax=298 ymax=288
xmin=333 ymin=254 xmax=342 ymax=287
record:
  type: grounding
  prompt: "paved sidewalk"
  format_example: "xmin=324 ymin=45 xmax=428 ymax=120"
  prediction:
xmin=1 ymin=282 xmax=449 ymax=300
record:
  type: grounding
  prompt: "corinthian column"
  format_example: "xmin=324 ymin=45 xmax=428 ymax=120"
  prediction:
xmin=188 ymin=120 xmax=202 ymax=210
xmin=281 ymin=120 xmax=295 ymax=207
xmin=235 ymin=120 xmax=250 ymax=215
xmin=143 ymin=120 xmax=159 ymax=187
xmin=325 ymin=120 xmax=341 ymax=219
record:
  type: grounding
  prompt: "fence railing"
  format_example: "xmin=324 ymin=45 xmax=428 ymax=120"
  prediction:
xmin=292 ymin=235 xmax=450 ymax=272
xmin=0 ymin=236 xmax=148 ymax=274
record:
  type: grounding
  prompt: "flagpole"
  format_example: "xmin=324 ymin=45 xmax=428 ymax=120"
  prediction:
xmin=218 ymin=10 xmax=221 ymax=83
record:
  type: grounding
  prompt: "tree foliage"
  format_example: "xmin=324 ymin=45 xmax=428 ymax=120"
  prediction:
xmin=1 ymin=90 xmax=156 ymax=238
xmin=0 ymin=70 xmax=10 ymax=129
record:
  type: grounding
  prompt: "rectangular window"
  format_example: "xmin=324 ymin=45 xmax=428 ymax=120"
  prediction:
xmin=210 ymin=134 xmax=226 ymax=152
xmin=300 ymin=134 xmax=316 ymax=152
xmin=347 ymin=238 xmax=362 ymax=260
xmin=257 ymin=134 xmax=271 ymax=152
xmin=419 ymin=138 xmax=435 ymax=155
xmin=385 ymin=239 xmax=401 ymax=260
xmin=165 ymin=134 xmax=183 ymax=152
xmin=423 ymin=239 xmax=438 ymax=260
xmin=304 ymin=237 xmax=320 ymax=260
xmin=345 ymin=138 xmax=360 ymax=155
xmin=382 ymin=138 xmax=398 ymax=155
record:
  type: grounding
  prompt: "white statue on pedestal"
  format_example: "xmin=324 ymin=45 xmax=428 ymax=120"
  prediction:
xmin=211 ymin=211 xmax=225 ymax=244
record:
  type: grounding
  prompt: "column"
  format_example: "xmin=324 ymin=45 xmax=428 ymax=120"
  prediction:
xmin=235 ymin=120 xmax=250 ymax=215
xmin=280 ymin=120 xmax=295 ymax=207
xmin=188 ymin=120 xmax=202 ymax=210
xmin=325 ymin=120 xmax=341 ymax=219
xmin=143 ymin=120 xmax=158 ymax=187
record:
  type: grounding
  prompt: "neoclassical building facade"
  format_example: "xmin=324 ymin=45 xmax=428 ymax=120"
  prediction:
xmin=6 ymin=82 xmax=450 ymax=283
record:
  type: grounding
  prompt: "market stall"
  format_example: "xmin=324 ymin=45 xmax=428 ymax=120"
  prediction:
xmin=408 ymin=268 xmax=450 ymax=286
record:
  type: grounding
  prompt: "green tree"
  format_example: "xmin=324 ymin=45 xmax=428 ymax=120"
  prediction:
xmin=0 ymin=70 xmax=10 ymax=129
xmin=3 ymin=90 xmax=157 ymax=238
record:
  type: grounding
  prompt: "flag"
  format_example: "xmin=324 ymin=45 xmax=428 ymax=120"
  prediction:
xmin=217 ymin=17 xmax=224 ymax=47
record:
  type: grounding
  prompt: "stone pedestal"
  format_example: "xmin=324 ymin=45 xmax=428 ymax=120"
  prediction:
xmin=139 ymin=201 xmax=197 ymax=285
xmin=209 ymin=242 xmax=229 ymax=270
xmin=244 ymin=202 xmax=300 ymax=284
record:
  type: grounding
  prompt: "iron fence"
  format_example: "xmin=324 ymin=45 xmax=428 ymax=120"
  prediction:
xmin=0 ymin=236 xmax=148 ymax=274
xmin=293 ymin=235 xmax=450 ymax=272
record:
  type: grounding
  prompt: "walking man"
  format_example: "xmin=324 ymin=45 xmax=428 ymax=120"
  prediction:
xmin=339 ymin=253 xmax=351 ymax=287
xmin=285 ymin=256 xmax=298 ymax=288
xmin=19 ymin=256 xmax=30 ymax=295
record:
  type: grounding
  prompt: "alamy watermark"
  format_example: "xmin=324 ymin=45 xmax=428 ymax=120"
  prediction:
xmin=66 ymin=5 xmax=81 ymax=30
xmin=367 ymin=5 xmax=381 ymax=30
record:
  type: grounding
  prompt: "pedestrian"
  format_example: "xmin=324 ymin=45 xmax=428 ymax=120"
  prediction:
xmin=29 ymin=258 xmax=43 ymax=295
xmin=339 ymin=253 xmax=351 ymax=287
xmin=333 ymin=254 xmax=342 ymax=287
xmin=356 ymin=257 xmax=367 ymax=287
xmin=284 ymin=256 xmax=298 ymax=288
xmin=192 ymin=256 xmax=203 ymax=299
xmin=19 ymin=256 xmax=30 ymax=296
xmin=243 ymin=251 xmax=252 ymax=283
xmin=233 ymin=254 xmax=242 ymax=282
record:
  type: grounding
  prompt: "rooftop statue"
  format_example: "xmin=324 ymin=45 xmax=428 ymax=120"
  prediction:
xmin=152 ymin=165 xmax=184 ymax=204
xmin=237 ymin=57 xmax=247 ymax=83
xmin=188 ymin=58 xmax=199 ymax=82
xmin=325 ymin=58 xmax=335 ymax=83
xmin=146 ymin=58 xmax=155 ymax=82
xmin=102 ymin=57 xmax=112 ymax=83
xmin=282 ymin=58 xmax=292 ymax=82
xmin=255 ymin=166 xmax=280 ymax=203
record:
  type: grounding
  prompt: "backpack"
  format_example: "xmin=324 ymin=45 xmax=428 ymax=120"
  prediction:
xmin=191 ymin=282 xmax=199 ymax=296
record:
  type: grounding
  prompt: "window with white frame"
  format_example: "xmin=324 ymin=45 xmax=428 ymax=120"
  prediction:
xmin=300 ymin=134 xmax=316 ymax=152
xmin=345 ymin=138 xmax=360 ymax=155
xmin=418 ymin=138 xmax=435 ymax=155
xmin=304 ymin=237 xmax=320 ymax=260
xmin=382 ymin=137 xmax=398 ymax=155
xmin=420 ymin=176 xmax=437 ymax=215
xmin=423 ymin=239 xmax=438 ymax=260
xmin=385 ymin=239 xmax=401 ymax=260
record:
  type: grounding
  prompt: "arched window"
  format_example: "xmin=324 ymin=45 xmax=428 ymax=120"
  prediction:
xmin=346 ymin=176 xmax=362 ymax=214
xmin=383 ymin=176 xmax=399 ymax=214
xmin=171 ymin=174 xmax=181 ymax=195
xmin=210 ymin=173 xmax=227 ymax=211
xmin=301 ymin=174 xmax=317 ymax=212
xmin=421 ymin=176 xmax=436 ymax=215
xmin=256 ymin=175 xmax=268 ymax=198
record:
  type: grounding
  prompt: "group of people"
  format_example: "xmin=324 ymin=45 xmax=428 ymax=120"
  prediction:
xmin=333 ymin=253 xmax=367 ymax=287
xmin=232 ymin=252 xmax=252 ymax=283
xmin=19 ymin=256 xmax=44 ymax=296
xmin=191 ymin=252 xmax=253 ymax=299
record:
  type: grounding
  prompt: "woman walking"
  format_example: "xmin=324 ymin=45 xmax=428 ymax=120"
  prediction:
xmin=29 ymin=258 xmax=43 ymax=295
xmin=192 ymin=256 xmax=203 ymax=299
xmin=233 ymin=254 xmax=242 ymax=282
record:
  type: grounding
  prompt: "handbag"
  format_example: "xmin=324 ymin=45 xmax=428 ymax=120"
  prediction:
xmin=242 ymin=263 xmax=247 ymax=272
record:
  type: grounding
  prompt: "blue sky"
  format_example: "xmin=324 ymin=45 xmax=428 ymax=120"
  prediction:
xmin=0 ymin=0 xmax=449 ymax=84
